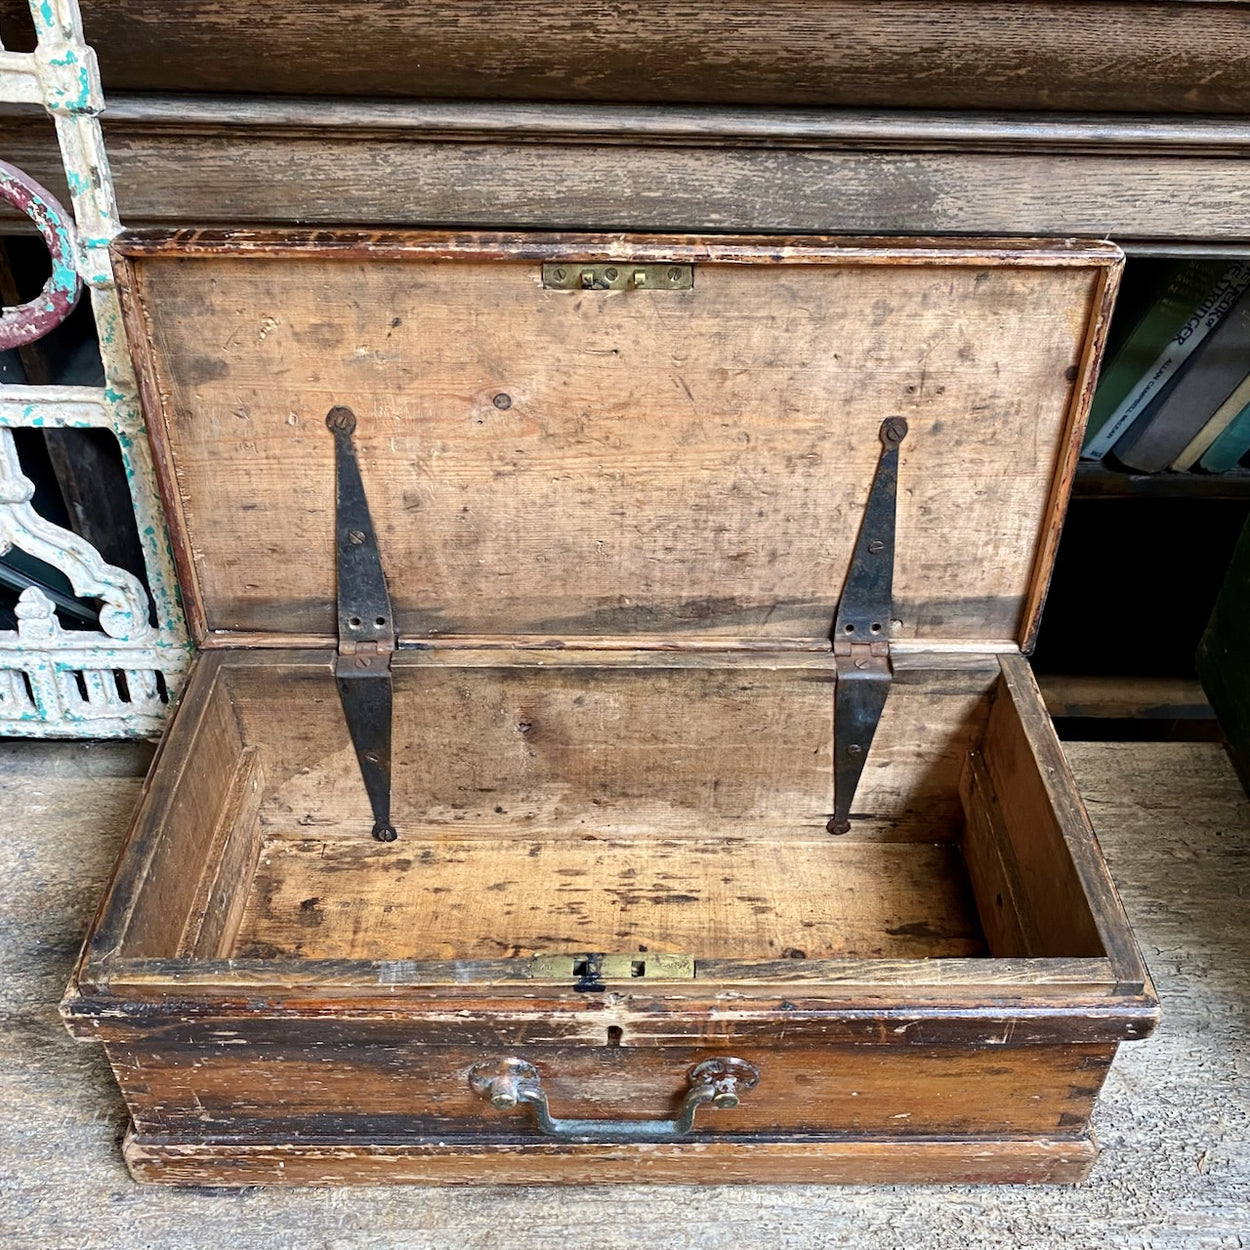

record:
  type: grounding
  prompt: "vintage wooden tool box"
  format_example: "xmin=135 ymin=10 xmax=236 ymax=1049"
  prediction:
xmin=61 ymin=229 xmax=1157 ymax=1186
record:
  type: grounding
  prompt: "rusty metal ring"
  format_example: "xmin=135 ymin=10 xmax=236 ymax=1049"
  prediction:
xmin=0 ymin=160 xmax=82 ymax=351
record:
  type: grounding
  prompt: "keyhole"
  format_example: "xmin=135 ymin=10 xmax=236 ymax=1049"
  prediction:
xmin=606 ymin=1026 xmax=623 ymax=1048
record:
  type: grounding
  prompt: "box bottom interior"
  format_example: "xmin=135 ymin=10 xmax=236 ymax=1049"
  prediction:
xmin=233 ymin=833 xmax=986 ymax=962
xmin=114 ymin=651 xmax=1107 ymax=970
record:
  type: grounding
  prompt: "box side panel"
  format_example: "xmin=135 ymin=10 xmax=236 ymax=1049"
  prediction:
xmin=72 ymin=654 xmax=253 ymax=980
xmin=220 ymin=651 xmax=999 ymax=843
xmin=985 ymin=656 xmax=1154 ymax=997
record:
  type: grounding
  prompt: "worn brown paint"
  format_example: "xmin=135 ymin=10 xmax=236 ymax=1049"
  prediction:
xmin=4 ymin=2 xmax=1248 ymax=114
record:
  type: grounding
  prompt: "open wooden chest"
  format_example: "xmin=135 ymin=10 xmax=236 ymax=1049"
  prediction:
xmin=61 ymin=230 xmax=1157 ymax=1186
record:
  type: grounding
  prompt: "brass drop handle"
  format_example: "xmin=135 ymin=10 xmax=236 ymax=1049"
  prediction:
xmin=468 ymin=1056 xmax=760 ymax=1142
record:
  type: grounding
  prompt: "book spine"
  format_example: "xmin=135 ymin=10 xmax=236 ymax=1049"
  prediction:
xmin=1199 ymin=401 xmax=1250 ymax=473
xmin=1115 ymin=289 xmax=1250 ymax=472
xmin=1171 ymin=372 xmax=1250 ymax=471
xmin=1081 ymin=262 xmax=1203 ymax=454
xmin=1082 ymin=261 xmax=1250 ymax=461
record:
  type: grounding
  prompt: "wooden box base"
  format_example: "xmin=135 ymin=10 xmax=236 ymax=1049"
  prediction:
xmin=122 ymin=1130 xmax=1099 ymax=1187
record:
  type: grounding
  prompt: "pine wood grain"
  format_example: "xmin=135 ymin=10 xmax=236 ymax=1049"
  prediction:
xmin=217 ymin=654 xmax=997 ymax=843
xmin=986 ymin=656 xmax=1150 ymax=991
xmin=120 ymin=1132 xmax=1100 ymax=1186
xmin=118 ymin=233 xmax=1110 ymax=649
xmin=176 ymin=748 xmax=266 ymax=959
xmin=102 ymin=1037 xmax=1111 ymax=1139
xmin=231 ymin=835 xmax=985 ymax=963
xmin=958 ymin=751 xmax=1042 ymax=959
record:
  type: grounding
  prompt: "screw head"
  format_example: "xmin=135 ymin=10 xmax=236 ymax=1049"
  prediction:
xmin=553 ymin=267 xmax=566 ymax=282
xmin=372 ymin=822 xmax=398 ymax=843
xmin=493 ymin=393 xmax=513 ymax=410
xmin=604 ymin=267 xmax=619 ymax=282
xmin=881 ymin=416 xmax=908 ymax=444
xmin=348 ymin=529 xmax=366 ymax=545
xmin=326 ymin=406 xmax=356 ymax=434
xmin=668 ymin=267 xmax=683 ymax=283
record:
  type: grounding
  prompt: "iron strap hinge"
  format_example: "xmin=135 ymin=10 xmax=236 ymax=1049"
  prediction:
xmin=327 ymin=406 xmax=398 ymax=843
xmin=828 ymin=417 xmax=908 ymax=835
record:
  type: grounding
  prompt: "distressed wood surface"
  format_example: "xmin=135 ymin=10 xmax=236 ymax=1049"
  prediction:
xmin=959 ymin=752 xmax=1040 ymax=959
xmin=100 ymin=1037 xmax=1111 ymax=1139
xmin=177 ymin=748 xmax=265 ymax=960
xmin=113 ymin=671 xmax=241 ymax=960
xmin=4 ymin=2 xmax=1249 ymax=113
xmin=1038 ymin=674 xmax=1215 ymax=720
xmin=233 ymin=835 xmax=985 ymax=963
xmin=119 ymin=233 xmax=1110 ymax=649
xmin=2 ymin=739 xmax=1246 ymax=1231
xmin=121 ymin=1133 xmax=1101 ymax=1187
xmin=79 ymin=955 xmax=1115 ymax=993
xmin=218 ymin=654 xmax=998 ymax=841
xmin=990 ymin=657 xmax=1149 ymax=991
xmin=4 ymin=101 xmax=1250 ymax=243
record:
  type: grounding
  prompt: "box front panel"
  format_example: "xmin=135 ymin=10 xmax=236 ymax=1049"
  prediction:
xmin=102 ymin=1024 xmax=1114 ymax=1141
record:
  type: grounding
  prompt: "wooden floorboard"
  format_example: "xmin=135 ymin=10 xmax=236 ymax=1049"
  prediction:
xmin=0 ymin=736 xmax=1245 ymax=1244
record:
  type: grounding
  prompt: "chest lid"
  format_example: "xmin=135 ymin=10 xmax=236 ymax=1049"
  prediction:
xmin=118 ymin=230 xmax=1118 ymax=652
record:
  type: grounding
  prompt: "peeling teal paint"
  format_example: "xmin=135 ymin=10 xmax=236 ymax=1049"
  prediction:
xmin=0 ymin=1 xmax=191 ymax=737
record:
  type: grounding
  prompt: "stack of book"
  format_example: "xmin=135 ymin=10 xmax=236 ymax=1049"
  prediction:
xmin=1082 ymin=260 xmax=1250 ymax=473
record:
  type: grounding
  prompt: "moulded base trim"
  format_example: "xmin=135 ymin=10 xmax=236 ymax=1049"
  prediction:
xmin=122 ymin=1127 xmax=1099 ymax=1187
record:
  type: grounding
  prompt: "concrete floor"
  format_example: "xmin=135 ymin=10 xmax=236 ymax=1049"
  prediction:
xmin=0 ymin=738 xmax=1245 ymax=1249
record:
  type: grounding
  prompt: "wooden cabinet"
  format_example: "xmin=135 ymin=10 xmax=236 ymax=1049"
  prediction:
xmin=4 ymin=1 xmax=1249 ymax=113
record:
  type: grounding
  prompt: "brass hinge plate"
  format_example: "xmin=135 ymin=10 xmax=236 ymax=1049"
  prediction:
xmin=542 ymin=263 xmax=693 ymax=291
xmin=529 ymin=951 xmax=695 ymax=982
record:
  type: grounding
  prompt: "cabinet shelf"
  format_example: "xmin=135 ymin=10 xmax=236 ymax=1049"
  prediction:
xmin=1073 ymin=463 xmax=1250 ymax=500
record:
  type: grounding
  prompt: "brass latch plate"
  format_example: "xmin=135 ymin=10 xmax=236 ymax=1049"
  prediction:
xmin=542 ymin=263 xmax=693 ymax=291
xmin=529 ymin=952 xmax=695 ymax=982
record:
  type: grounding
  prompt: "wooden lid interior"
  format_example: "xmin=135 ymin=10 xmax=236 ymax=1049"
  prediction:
xmin=119 ymin=232 xmax=1117 ymax=649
